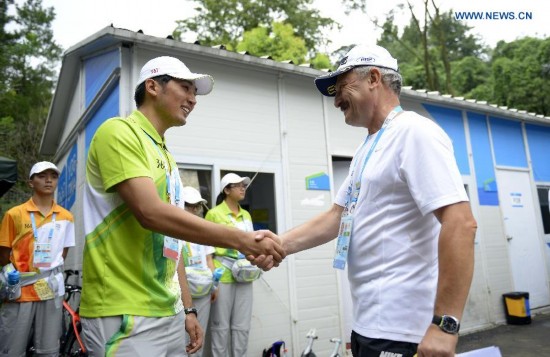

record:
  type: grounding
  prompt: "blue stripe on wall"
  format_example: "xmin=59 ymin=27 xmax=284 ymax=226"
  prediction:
xmin=423 ymin=104 xmax=470 ymax=175
xmin=490 ymin=117 xmax=528 ymax=168
xmin=65 ymin=144 xmax=77 ymax=210
xmin=85 ymin=49 xmax=120 ymax=107
xmin=526 ymin=124 xmax=550 ymax=181
xmin=468 ymin=112 xmax=499 ymax=206
xmin=85 ymin=82 xmax=120 ymax=154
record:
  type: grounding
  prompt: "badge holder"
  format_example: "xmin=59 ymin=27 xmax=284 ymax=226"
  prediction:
xmin=333 ymin=215 xmax=353 ymax=270
xmin=163 ymin=237 xmax=180 ymax=261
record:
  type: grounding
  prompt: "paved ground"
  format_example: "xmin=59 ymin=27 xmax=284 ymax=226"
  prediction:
xmin=455 ymin=310 xmax=550 ymax=356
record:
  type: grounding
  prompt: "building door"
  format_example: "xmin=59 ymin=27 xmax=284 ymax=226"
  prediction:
xmin=536 ymin=186 xmax=550 ymax=282
xmin=496 ymin=169 xmax=550 ymax=308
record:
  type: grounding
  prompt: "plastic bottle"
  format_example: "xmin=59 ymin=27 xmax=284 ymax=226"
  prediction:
xmin=7 ymin=270 xmax=21 ymax=301
xmin=212 ymin=267 xmax=224 ymax=292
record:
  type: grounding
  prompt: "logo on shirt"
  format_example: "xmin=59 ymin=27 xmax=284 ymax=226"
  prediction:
xmin=25 ymin=223 xmax=32 ymax=229
xmin=379 ymin=352 xmax=403 ymax=357
xmin=156 ymin=159 xmax=165 ymax=170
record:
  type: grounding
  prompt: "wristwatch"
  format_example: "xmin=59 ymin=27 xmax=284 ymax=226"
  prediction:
xmin=432 ymin=315 xmax=460 ymax=334
xmin=184 ymin=307 xmax=198 ymax=317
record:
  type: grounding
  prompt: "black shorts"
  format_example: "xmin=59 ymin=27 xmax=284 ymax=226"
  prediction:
xmin=351 ymin=330 xmax=418 ymax=357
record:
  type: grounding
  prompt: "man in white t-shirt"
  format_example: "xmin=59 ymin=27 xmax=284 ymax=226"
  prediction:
xmin=255 ymin=45 xmax=477 ymax=356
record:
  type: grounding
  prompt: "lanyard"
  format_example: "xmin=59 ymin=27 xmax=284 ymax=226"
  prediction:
xmin=344 ymin=106 xmax=403 ymax=213
xmin=30 ymin=212 xmax=56 ymax=241
xmin=182 ymin=241 xmax=196 ymax=265
xmin=143 ymin=131 xmax=180 ymax=205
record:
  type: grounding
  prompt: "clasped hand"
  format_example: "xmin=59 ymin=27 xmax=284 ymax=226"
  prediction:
xmin=240 ymin=230 xmax=286 ymax=271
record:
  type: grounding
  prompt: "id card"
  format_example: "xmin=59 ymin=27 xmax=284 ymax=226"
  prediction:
xmin=163 ymin=237 xmax=180 ymax=261
xmin=333 ymin=215 xmax=353 ymax=270
xmin=34 ymin=279 xmax=55 ymax=300
xmin=34 ymin=243 xmax=52 ymax=268
xmin=187 ymin=255 xmax=203 ymax=267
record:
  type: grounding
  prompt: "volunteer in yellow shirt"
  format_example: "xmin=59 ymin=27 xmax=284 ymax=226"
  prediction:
xmin=205 ymin=173 xmax=254 ymax=357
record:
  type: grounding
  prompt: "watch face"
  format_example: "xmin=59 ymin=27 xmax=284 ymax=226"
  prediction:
xmin=442 ymin=315 xmax=460 ymax=333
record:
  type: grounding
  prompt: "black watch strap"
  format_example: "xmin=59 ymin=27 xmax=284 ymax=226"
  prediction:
xmin=184 ymin=307 xmax=198 ymax=317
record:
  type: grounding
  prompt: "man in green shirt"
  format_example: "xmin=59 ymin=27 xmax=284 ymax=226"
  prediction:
xmin=81 ymin=56 xmax=285 ymax=356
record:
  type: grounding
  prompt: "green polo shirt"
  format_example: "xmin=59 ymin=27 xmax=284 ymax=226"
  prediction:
xmin=80 ymin=110 xmax=184 ymax=317
xmin=204 ymin=200 xmax=253 ymax=283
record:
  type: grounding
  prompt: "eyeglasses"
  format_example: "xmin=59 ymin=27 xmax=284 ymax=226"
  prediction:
xmin=229 ymin=183 xmax=248 ymax=189
xmin=185 ymin=203 xmax=204 ymax=216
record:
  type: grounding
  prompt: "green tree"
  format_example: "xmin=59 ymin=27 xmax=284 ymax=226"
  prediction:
xmin=309 ymin=52 xmax=332 ymax=70
xmin=235 ymin=21 xmax=331 ymax=69
xmin=236 ymin=22 xmax=308 ymax=64
xmin=491 ymin=37 xmax=550 ymax=115
xmin=173 ymin=0 xmax=337 ymax=53
xmin=376 ymin=1 xmax=487 ymax=95
xmin=0 ymin=0 xmax=61 ymax=208
xmin=451 ymin=56 xmax=491 ymax=100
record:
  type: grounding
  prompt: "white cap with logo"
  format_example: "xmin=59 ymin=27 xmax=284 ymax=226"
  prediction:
xmin=136 ymin=56 xmax=214 ymax=95
xmin=315 ymin=44 xmax=399 ymax=97
xmin=182 ymin=186 xmax=207 ymax=205
xmin=220 ymin=173 xmax=251 ymax=193
xmin=29 ymin=161 xmax=60 ymax=179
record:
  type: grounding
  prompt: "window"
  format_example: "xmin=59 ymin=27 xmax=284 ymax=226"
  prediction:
xmin=220 ymin=170 xmax=277 ymax=233
xmin=537 ymin=186 xmax=550 ymax=234
xmin=179 ymin=168 xmax=212 ymax=209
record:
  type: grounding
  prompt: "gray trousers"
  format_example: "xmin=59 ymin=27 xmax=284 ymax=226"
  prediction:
xmin=209 ymin=282 xmax=253 ymax=357
xmin=81 ymin=312 xmax=187 ymax=357
xmin=0 ymin=299 xmax=62 ymax=357
xmin=188 ymin=295 xmax=211 ymax=357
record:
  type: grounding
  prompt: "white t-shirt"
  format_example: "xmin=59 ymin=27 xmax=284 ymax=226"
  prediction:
xmin=335 ymin=110 xmax=468 ymax=343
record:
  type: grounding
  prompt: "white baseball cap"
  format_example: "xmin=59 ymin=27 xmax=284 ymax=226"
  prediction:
xmin=315 ymin=44 xmax=399 ymax=97
xmin=182 ymin=186 xmax=207 ymax=205
xmin=136 ymin=56 xmax=214 ymax=95
xmin=29 ymin=161 xmax=60 ymax=179
xmin=220 ymin=173 xmax=251 ymax=193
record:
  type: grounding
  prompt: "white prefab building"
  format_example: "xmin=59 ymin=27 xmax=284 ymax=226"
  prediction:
xmin=41 ymin=27 xmax=550 ymax=356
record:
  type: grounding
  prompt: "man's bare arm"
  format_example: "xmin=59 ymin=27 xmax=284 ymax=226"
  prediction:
xmin=282 ymin=203 xmax=344 ymax=254
xmin=417 ymin=201 xmax=477 ymax=356
xmin=116 ymin=177 xmax=285 ymax=262
xmin=249 ymin=203 xmax=343 ymax=269
xmin=177 ymin=257 xmax=202 ymax=354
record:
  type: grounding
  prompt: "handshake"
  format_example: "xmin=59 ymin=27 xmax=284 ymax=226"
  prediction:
xmin=240 ymin=230 xmax=287 ymax=271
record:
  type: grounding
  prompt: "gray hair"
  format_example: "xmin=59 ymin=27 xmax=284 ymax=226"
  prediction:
xmin=353 ymin=66 xmax=402 ymax=96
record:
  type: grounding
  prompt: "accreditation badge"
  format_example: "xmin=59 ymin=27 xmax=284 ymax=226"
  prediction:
xmin=333 ymin=214 xmax=353 ymax=270
xmin=163 ymin=237 xmax=180 ymax=261
xmin=187 ymin=255 xmax=203 ymax=267
xmin=33 ymin=243 xmax=52 ymax=268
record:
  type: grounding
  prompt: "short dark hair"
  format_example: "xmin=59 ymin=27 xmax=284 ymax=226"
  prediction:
xmin=134 ymin=75 xmax=173 ymax=107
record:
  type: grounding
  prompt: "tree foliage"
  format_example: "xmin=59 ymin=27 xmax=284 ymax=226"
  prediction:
xmin=490 ymin=37 xmax=550 ymax=115
xmin=377 ymin=1 xmax=487 ymax=95
xmin=375 ymin=1 xmax=549 ymax=115
xmin=237 ymin=22 xmax=308 ymax=64
xmin=173 ymin=0 xmax=337 ymax=52
xmin=235 ymin=21 xmax=331 ymax=69
xmin=0 ymin=0 xmax=61 ymax=207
